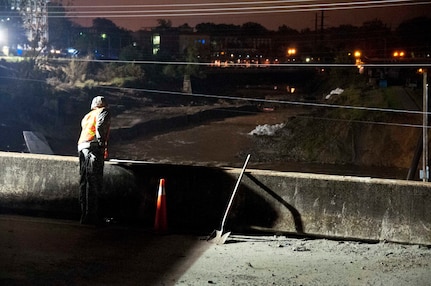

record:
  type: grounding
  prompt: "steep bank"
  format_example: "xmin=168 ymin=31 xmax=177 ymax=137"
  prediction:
xmin=246 ymin=86 xmax=422 ymax=171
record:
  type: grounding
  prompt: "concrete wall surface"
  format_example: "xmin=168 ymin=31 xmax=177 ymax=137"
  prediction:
xmin=238 ymin=170 xmax=431 ymax=245
xmin=0 ymin=152 xmax=430 ymax=245
xmin=0 ymin=152 xmax=138 ymax=219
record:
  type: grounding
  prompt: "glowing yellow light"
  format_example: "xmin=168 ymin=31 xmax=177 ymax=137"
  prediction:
xmin=393 ymin=50 xmax=405 ymax=57
xmin=287 ymin=48 xmax=296 ymax=56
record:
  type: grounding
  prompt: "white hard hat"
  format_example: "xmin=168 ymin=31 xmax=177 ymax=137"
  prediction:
xmin=91 ymin=96 xmax=107 ymax=109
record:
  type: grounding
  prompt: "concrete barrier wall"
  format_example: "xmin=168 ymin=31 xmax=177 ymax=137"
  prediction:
xmin=0 ymin=152 xmax=138 ymax=219
xmin=238 ymin=171 xmax=431 ymax=245
xmin=0 ymin=152 xmax=430 ymax=245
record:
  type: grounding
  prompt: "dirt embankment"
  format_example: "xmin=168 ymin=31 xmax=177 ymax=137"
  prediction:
xmin=251 ymin=112 xmax=420 ymax=169
xmin=246 ymin=86 xmax=422 ymax=173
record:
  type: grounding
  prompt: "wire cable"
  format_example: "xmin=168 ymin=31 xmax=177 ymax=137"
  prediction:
xmin=97 ymin=83 xmax=427 ymax=116
xmin=0 ymin=69 xmax=427 ymax=130
xmin=56 ymin=0 xmax=421 ymax=13
xmin=45 ymin=0 xmax=430 ymax=19
xmin=48 ymin=57 xmax=431 ymax=68
xmin=296 ymin=115 xmax=425 ymax=129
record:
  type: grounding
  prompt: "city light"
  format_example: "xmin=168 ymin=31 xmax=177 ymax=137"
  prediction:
xmin=352 ymin=50 xmax=363 ymax=72
xmin=287 ymin=48 xmax=296 ymax=56
xmin=393 ymin=50 xmax=405 ymax=57
xmin=0 ymin=28 xmax=8 ymax=56
xmin=152 ymin=34 xmax=160 ymax=55
xmin=354 ymin=50 xmax=361 ymax=58
xmin=0 ymin=29 xmax=6 ymax=43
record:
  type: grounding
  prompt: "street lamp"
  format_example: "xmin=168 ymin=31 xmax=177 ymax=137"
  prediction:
xmin=287 ymin=48 xmax=297 ymax=62
xmin=101 ymin=33 xmax=111 ymax=58
xmin=354 ymin=50 xmax=361 ymax=58
xmin=393 ymin=50 xmax=405 ymax=58
xmin=354 ymin=50 xmax=364 ymax=73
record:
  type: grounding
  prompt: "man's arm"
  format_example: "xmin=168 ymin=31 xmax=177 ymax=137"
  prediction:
xmin=96 ymin=109 xmax=111 ymax=147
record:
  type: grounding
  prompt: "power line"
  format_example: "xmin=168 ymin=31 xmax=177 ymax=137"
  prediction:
xmin=0 ymin=65 xmax=427 ymax=129
xmin=97 ymin=83 xmax=426 ymax=116
xmin=296 ymin=115 xmax=425 ymax=129
xmin=45 ymin=0 xmax=429 ymax=18
xmin=53 ymin=0 xmax=422 ymax=10
xmin=52 ymin=0 xmax=327 ymax=9
xmin=0 ymin=69 xmax=424 ymax=120
xmin=47 ymin=57 xmax=431 ymax=68
xmin=0 ymin=2 xmax=427 ymax=132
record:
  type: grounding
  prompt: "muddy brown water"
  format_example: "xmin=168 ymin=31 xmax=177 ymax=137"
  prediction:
xmin=110 ymin=108 xmax=409 ymax=180
xmin=110 ymin=107 xmax=298 ymax=164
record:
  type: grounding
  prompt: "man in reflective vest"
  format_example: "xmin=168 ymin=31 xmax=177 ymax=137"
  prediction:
xmin=77 ymin=96 xmax=111 ymax=225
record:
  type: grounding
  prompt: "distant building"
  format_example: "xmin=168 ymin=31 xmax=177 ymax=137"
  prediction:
xmin=132 ymin=28 xmax=210 ymax=61
xmin=179 ymin=33 xmax=211 ymax=60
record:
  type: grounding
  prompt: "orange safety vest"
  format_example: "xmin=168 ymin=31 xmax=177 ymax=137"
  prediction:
xmin=77 ymin=108 xmax=104 ymax=145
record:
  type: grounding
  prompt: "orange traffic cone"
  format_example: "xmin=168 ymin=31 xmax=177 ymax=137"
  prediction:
xmin=154 ymin=178 xmax=168 ymax=233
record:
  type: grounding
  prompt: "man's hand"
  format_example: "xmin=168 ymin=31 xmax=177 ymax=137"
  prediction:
xmin=98 ymin=140 xmax=105 ymax=148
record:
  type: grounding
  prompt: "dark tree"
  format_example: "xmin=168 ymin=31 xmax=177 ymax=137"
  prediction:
xmin=241 ymin=22 xmax=268 ymax=35
xmin=47 ymin=2 xmax=75 ymax=49
xmin=91 ymin=18 xmax=133 ymax=59
xmin=396 ymin=17 xmax=431 ymax=57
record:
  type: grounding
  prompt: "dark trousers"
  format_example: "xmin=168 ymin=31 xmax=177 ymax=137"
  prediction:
xmin=79 ymin=147 xmax=104 ymax=224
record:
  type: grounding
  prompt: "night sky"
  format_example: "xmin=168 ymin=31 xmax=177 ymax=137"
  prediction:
xmin=61 ymin=0 xmax=431 ymax=31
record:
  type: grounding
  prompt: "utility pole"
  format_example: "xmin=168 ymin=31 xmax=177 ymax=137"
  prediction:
xmin=320 ymin=10 xmax=324 ymax=49
xmin=314 ymin=13 xmax=318 ymax=48
xmin=423 ymin=70 xmax=429 ymax=182
xmin=407 ymin=69 xmax=430 ymax=181
xmin=314 ymin=11 xmax=325 ymax=59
